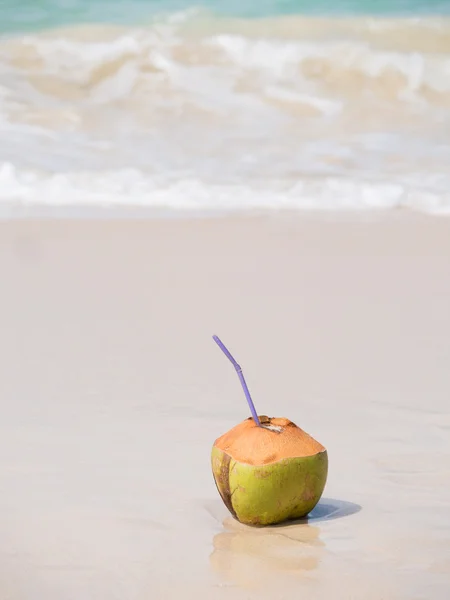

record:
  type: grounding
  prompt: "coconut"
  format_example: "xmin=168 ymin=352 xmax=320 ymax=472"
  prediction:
xmin=211 ymin=415 xmax=328 ymax=526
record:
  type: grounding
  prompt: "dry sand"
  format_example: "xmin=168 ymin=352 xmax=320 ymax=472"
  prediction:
xmin=0 ymin=213 xmax=449 ymax=599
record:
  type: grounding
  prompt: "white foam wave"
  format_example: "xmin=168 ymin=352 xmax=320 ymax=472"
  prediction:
xmin=3 ymin=17 xmax=450 ymax=104
xmin=1 ymin=162 xmax=449 ymax=215
xmin=0 ymin=14 xmax=450 ymax=217
xmin=211 ymin=34 xmax=450 ymax=97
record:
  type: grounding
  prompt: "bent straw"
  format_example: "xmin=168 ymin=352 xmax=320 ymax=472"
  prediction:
xmin=212 ymin=335 xmax=261 ymax=427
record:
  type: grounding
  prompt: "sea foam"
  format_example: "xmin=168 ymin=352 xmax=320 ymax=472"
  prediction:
xmin=0 ymin=13 xmax=449 ymax=216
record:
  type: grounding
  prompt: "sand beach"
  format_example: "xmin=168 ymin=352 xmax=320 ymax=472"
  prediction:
xmin=0 ymin=213 xmax=449 ymax=599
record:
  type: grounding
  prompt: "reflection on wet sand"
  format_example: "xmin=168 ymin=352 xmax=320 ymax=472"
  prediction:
xmin=211 ymin=517 xmax=323 ymax=590
xmin=210 ymin=498 xmax=361 ymax=591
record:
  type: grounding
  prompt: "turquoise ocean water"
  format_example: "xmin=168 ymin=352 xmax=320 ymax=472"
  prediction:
xmin=1 ymin=0 xmax=450 ymax=215
xmin=2 ymin=1 xmax=450 ymax=33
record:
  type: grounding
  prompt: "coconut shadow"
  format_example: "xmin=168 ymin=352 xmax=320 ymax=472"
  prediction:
xmin=205 ymin=497 xmax=361 ymax=528
xmin=226 ymin=497 xmax=362 ymax=529
xmin=270 ymin=497 xmax=362 ymax=528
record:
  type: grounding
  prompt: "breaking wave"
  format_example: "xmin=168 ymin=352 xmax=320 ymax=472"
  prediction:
xmin=1 ymin=12 xmax=450 ymax=215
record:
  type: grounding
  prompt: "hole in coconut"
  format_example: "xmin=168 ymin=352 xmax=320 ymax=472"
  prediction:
xmin=261 ymin=424 xmax=283 ymax=433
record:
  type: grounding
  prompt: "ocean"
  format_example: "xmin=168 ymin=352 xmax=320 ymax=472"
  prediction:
xmin=1 ymin=0 xmax=450 ymax=216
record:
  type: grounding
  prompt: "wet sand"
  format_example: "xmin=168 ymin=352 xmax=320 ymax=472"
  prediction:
xmin=0 ymin=213 xmax=449 ymax=599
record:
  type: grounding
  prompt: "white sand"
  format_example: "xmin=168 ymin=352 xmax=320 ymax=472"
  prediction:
xmin=0 ymin=213 xmax=449 ymax=599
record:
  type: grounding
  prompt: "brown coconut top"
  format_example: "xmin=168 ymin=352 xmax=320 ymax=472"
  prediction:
xmin=214 ymin=416 xmax=326 ymax=466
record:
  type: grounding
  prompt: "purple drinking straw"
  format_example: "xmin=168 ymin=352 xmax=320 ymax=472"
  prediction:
xmin=212 ymin=335 xmax=261 ymax=427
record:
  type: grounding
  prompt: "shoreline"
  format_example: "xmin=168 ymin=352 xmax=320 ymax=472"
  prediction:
xmin=1 ymin=204 xmax=450 ymax=221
